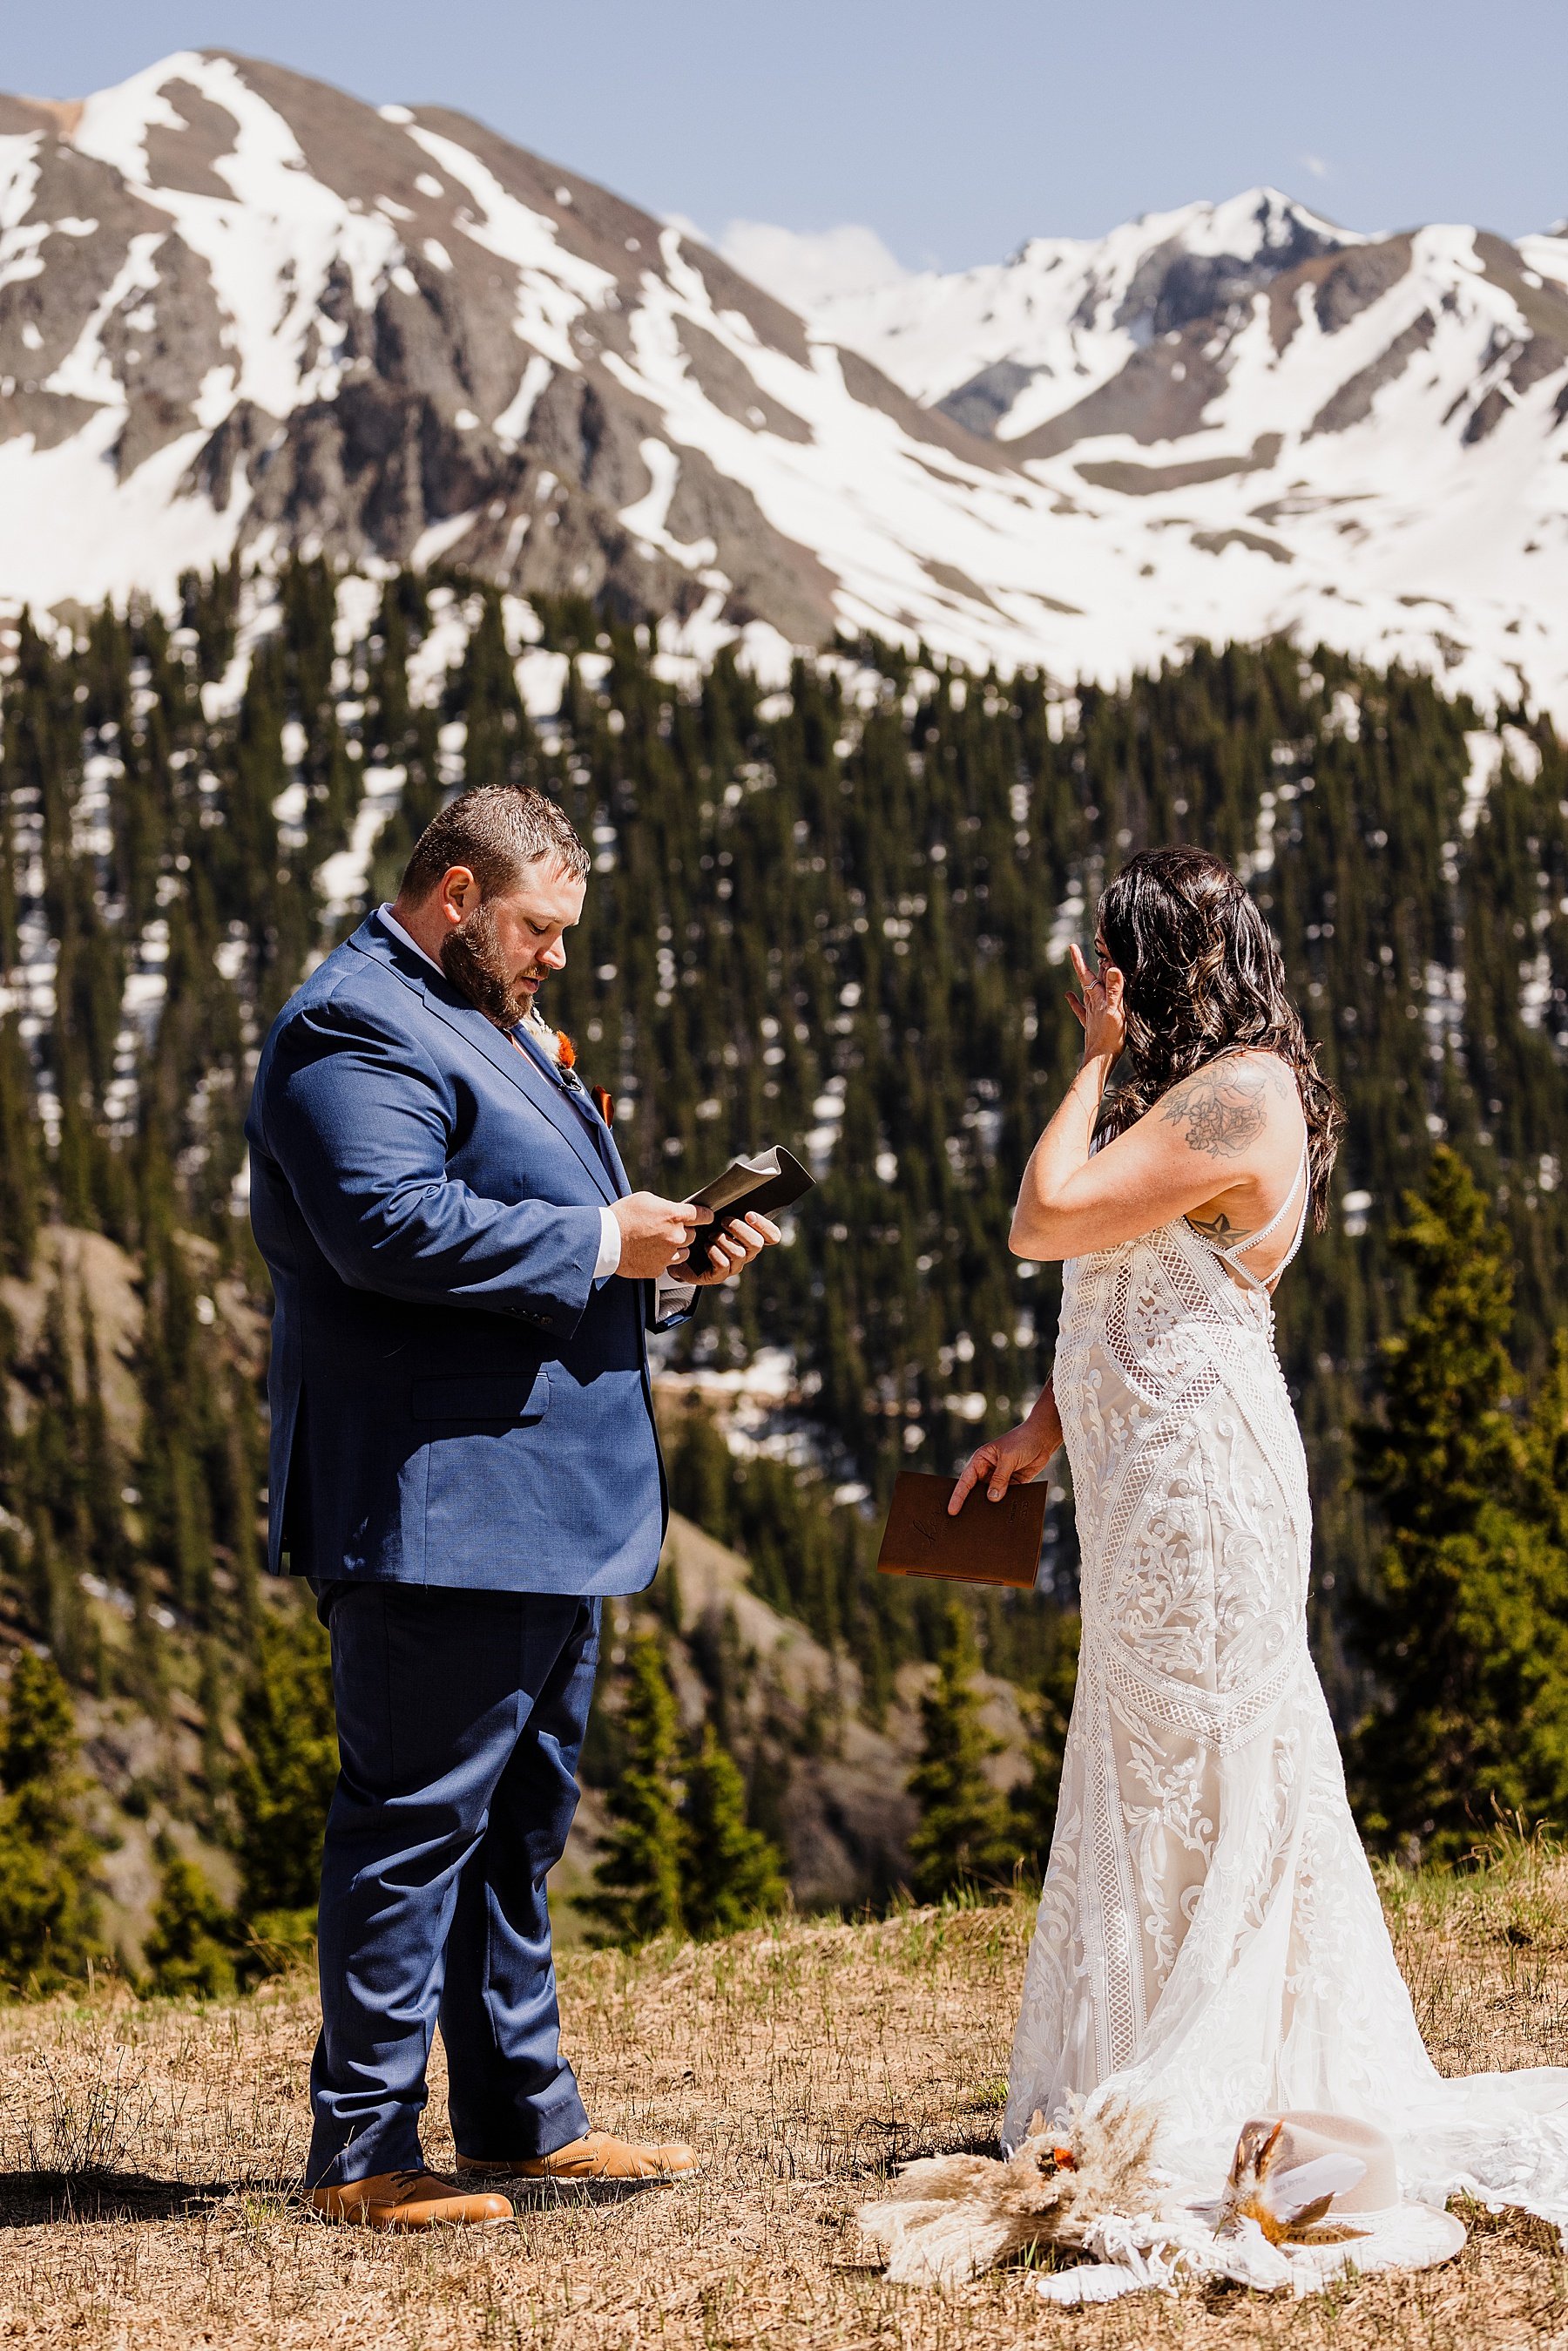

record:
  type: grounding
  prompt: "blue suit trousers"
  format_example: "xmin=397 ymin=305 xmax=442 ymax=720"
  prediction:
xmin=308 ymin=1582 xmax=598 ymax=2187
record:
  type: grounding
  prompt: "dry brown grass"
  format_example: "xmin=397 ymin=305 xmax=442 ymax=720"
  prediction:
xmin=2 ymin=1843 xmax=1567 ymax=2349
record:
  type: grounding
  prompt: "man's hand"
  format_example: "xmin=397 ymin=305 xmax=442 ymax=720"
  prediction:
xmin=950 ymin=1386 xmax=1064 ymax=1513
xmin=686 ymin=1209 xmax=781 ymax=1288
xmin=612 ymin=1193 xmax=714 ymax=1278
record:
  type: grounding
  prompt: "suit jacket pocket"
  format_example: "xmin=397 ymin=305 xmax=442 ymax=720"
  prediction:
xmin=410 ymin=1368 xmax=551 ymax=1423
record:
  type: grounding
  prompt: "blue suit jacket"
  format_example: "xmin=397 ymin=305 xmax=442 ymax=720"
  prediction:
xmin=246 ymin=917 xmax=684 ymax=1596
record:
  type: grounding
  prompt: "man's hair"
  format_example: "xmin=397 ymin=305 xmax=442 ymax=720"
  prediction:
xmin=399 ymin=785 xmax=590 ymax=901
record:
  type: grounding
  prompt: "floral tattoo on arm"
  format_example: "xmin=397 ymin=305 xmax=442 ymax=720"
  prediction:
xmin=1160 ymin=1059 xmax=1279 ymax=1159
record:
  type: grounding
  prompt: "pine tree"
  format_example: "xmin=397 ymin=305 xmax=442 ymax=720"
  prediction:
xmin=222 ymin=1367 xmax=264 ymax=1633
xmin=1519 ymin=1332 xmax=1568 ymax=1555
xmin=906 ymin=1602 xmax=1017 ymax=1901
xmin=136 ymin=1226 xmax=217 ymax=1622
xmin=0 ymin=1651 xmax=101 ymax=1989
xmin=143 ymin=1841 xmax=236 ymax=1998
xmin=24 ymin=1277 xmax=91 ymax=1677
xmin=1010 ymin=1611 xmax=1081 ymax=1870
xmin=0 ymin=1015 xmax=38 ymax=1277
xmin=232 ymin=1607 xmax=337 ymax=1935
xmin=197 ymin=1636 xmax=230 ymax=1826
xmin=1352 ymin=1150 xmax=1568 ymax=1854
xmin=668 ymin=1405 xmax=735 ymax=1548
xmin=584 ymin=1631 xmax=687 ymax=1946
xmin=681 ymin=1725 xmax=787 ymax=1936
xmin=78 ymin=1291 xmax=131 ymax=1596
xmin=7 ymin=565 xmax=1568 ymax=1948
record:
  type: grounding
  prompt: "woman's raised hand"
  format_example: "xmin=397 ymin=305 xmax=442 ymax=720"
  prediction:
xmin=1066 ymin=940 xmax=1126 ymax=1065
xmin=949 ymin=1387 xmax=1064 ymax=1513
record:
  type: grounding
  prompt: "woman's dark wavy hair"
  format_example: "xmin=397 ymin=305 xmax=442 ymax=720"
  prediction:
xmin=1094 ymin=848 xmax=1344 ymax=1230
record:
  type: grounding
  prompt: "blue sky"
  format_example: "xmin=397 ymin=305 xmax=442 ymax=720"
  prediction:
xmin=9 ymin=3 xmax=1566 ymax=271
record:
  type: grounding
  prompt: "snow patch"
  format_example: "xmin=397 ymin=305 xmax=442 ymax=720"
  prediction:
xmin=316 ymin=762 xmax=404 ymax=921
xmin=76 ymin=52 xmax=404 ymax=418
xmin=516 ymin=647 xmax=571 ymax=719
xmin=411 ymin=510 xmax=478 ymax=569
xmin=492 ymin=352 xmax=553 ymax=449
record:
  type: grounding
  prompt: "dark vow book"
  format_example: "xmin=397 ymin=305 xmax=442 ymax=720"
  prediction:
xmin=876 ymin=1471 xmax=1048 ymax=1589
xmin=686 ymin=1146 xmax=814 ymax=1273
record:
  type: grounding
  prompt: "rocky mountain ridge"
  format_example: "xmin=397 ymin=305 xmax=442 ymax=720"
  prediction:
xmin=1 ymin=56 xmax=1567 ymax=716
xmin=792 ymin=187 xmax=1568 ymax=718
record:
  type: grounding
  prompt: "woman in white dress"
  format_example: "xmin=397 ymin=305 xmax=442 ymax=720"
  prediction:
xmin=953 ymin=849 xmax=1568 ymax=2226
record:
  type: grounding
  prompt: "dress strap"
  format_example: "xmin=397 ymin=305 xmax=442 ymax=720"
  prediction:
xmin=1207 ymin=1138 xmax=1310 ymax=1294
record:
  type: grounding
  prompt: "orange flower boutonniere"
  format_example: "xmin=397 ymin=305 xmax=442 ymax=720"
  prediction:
xmin=555 ymin=1031 xmax=577 ymax=1071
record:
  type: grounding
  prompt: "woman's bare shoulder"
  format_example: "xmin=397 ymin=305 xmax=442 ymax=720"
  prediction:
xmin=1153 ymin=1050 xmax=1299 ymax=1164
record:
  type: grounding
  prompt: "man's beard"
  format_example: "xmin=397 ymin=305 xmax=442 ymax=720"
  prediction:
xmin=439 ymin=901 xmax=537 ymax=1029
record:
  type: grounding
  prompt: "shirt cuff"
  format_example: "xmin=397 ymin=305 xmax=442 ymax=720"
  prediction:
xmin=595 ymin=1206 xmax=622 ymax=1280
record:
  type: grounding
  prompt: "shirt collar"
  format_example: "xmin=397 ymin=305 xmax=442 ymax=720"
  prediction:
xmin=377 ymin=903 xmax=443 ymax=977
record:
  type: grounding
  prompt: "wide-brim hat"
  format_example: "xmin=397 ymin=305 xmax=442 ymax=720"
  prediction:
xmin=1033 ymin=2105 xmax=1466 ymax=2306
xmin=1220 ymin=2109 xmax=1466 ymax=2290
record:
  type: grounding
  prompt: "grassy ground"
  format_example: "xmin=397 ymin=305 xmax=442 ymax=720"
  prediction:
xmin=2 ymin=1839 xmax=1566 ymax=2349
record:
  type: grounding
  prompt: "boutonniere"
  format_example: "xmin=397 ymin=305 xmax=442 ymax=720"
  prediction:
xmin=528 ymin=1015 xmax=610 ymax=1121
xmin=559 ymin=1027 xmax=615 ymax=1125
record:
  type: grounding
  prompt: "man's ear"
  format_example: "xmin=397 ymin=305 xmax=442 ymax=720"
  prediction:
xmin=438 ymin=865 xmax=477 ymax=925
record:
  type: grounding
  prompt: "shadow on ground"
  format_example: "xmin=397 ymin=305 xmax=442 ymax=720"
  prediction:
xmin=0 ymin=2171 xmax=247 ymax=2226
xmin=0 ymin=2170 xmax=681 ymax=2225
xmin=466 ymin=2172 xmax=676 ymax=2210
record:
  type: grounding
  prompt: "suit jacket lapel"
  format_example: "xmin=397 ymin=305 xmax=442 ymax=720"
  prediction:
xmin=601 ymin=1117 xmax=631 ymax=1195
xmin=512 ymin=1027 xmax=625 ymax=1182
xmin=348 ymin=921 xmax=622 ymax=1209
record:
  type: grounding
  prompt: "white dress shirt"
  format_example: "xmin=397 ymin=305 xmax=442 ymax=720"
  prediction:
xmin=375 ymin=905 xmax=697 ymax=1311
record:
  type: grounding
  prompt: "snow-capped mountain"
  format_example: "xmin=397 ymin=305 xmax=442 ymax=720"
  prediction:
xmin=799 ymin=190 xmax=1358 ymax=435
xmin=788 ymin=190 xmax=1568 ymax=717
xmin=2 ymin=54 xmax=1568 ymax=720
xmin=3 ymin=49 xmax=1146 ymax=679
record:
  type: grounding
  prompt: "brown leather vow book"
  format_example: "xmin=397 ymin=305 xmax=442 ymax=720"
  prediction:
xmin=875 ymin=1471 xmax=1048 ymax=1589
xmin=685 ymin=1146 xmax=814 ymax=1273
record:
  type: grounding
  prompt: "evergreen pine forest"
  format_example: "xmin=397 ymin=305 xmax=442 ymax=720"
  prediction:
xmin=3 ymin=553 xmax=1568 ymax=1975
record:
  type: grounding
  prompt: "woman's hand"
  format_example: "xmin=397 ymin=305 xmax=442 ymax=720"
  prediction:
xmin=1066 ymin=940 xmax=1126 ymax=1066
xmin=949 ymin=1387 xmax=1064 ymax=1513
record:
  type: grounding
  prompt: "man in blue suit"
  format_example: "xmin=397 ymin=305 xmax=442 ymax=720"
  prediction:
xmin=247 ymin=784 xmax=778 ymax=2228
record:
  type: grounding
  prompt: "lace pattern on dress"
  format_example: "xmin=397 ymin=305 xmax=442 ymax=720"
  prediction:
xmin=1005 ymin=1208 xmax=1568 ymax=2229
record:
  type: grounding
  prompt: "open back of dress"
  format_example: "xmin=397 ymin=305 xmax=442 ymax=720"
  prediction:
xmin=1005 ymin=1197 xmax=1568 ymax=2225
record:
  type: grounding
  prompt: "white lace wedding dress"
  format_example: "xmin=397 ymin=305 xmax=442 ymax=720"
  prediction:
xmin=1004 ymin=1154 xmax=1568 ymax=2229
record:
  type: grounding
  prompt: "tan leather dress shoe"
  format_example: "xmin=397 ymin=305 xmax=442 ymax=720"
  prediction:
xmin=458 ymin=2130 xmax=701 ymax=2181
xmin=308 ymin=2168 xmax=515 ymax=2227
